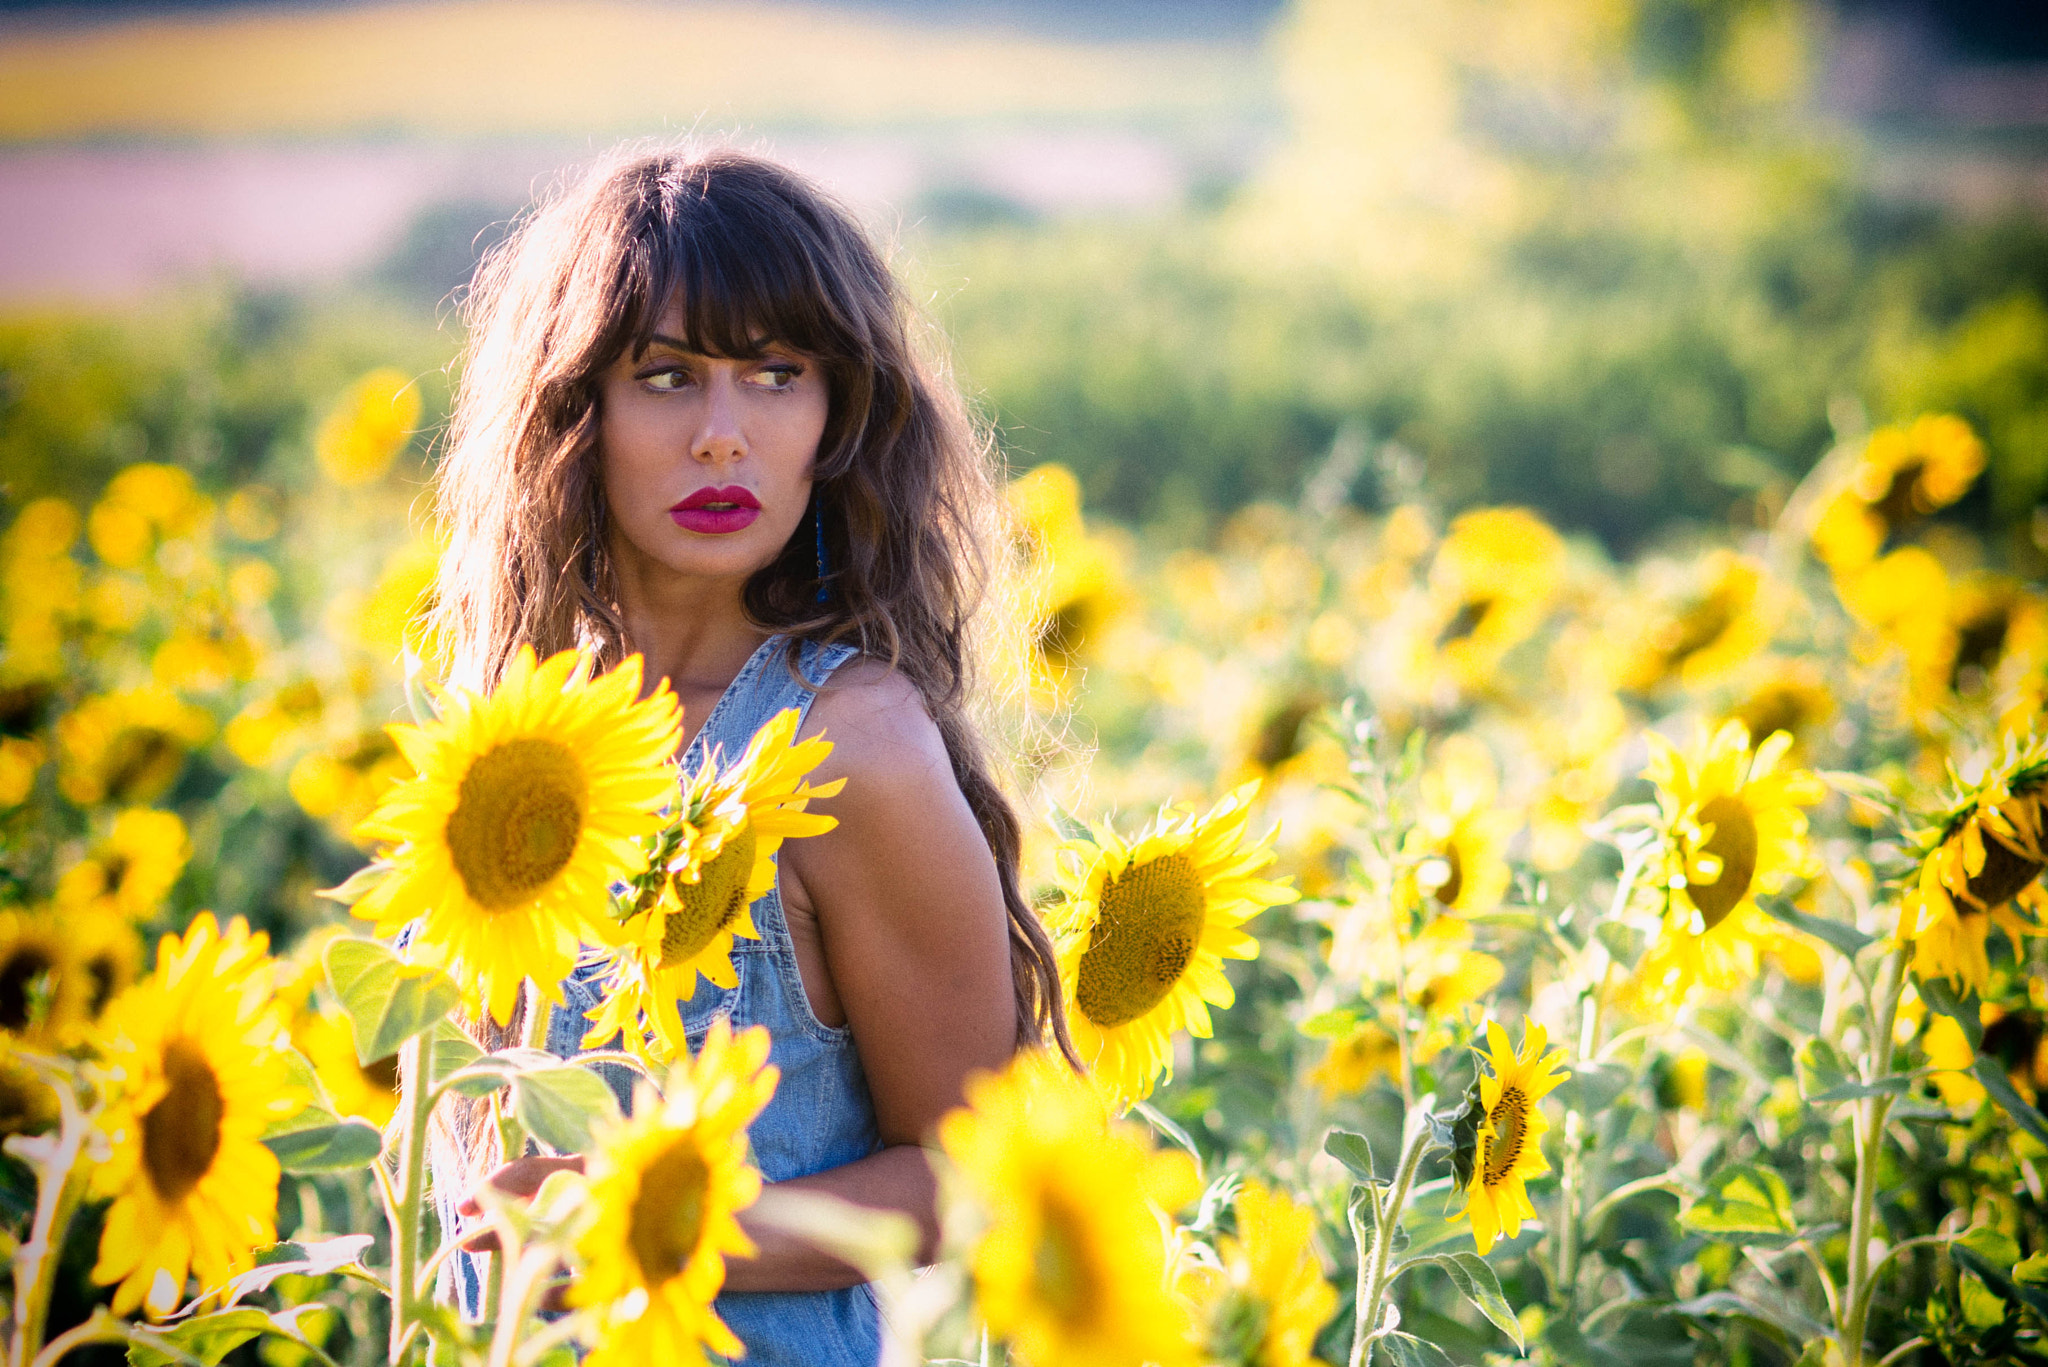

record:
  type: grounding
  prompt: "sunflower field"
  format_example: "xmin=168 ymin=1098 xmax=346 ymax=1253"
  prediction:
xmin=4 ymin=0 xmax=2048 ymax=1356
xmin=7 ymin=319 xmax=2048 ymax=1367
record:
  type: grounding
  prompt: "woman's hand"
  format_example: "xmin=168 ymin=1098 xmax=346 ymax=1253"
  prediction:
xmin=455 ymin=1154 xmax=585 ymax=1252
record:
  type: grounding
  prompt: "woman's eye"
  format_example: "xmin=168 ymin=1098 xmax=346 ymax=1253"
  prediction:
xmin=641 ymin=366 xmax=691 ymax=391
xmin=755 ymin=364 xmax=802 ymax=391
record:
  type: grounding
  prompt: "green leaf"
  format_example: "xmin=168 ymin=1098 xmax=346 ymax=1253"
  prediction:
xmin=1960 ymin=1226 xmax=2023 ymax=1269
xmin=1324 ymin=1129 xmax=1376 ymax=1181
xmin=263 ymin=1048 xmax=338 ymax=1137
xmin=1132 ymin=1101 xmax=1203 ymax=1173
xmin=314 ymin=860 xmax=392 ymax=907
xmin=1679 ymin=1163 xmax=1799 ymax=1245
xmin=323 ymin=937 xmax=460 ymax=1065
xmin=1381 ymin=1331 xmax=1457 ymax=1367
xmin=514 ymin=1064 xmax=621 ymax=1154
xmin=1401 ymin=1251 xmax=1523 ymax=1349
xmin=1954 ymin=1242 xmax=2048 ymax=1322
xmin=1672 ymin=1289 xmax=1828 ymax=1344
xmin=128 ymin=1309 xmax=272 ymax=1367
xmin=1918 ymin=977 xmax=1986 ymax=1050
xmin=165 ymin=1235 xmax=374 ymax=1319
xmin=1446 ymin=1077 xmax=1484 ymax=1192
xmin=262 ymin=1119 xmax=384 ymax=1173
xmin=432 ymin=1019 xmax=485 ymax=1075
xmin=1300 ymin=1006 xmax=1366 ymax=1039
xmin=1795 ymin=1040 xmax=1929 ymax=1104
xmin=1972 ymin=1058 xmax=2048 ymax=1148
xmin=1761 ymin=897 xmax=1874 ymax=959
xmin=1794 ymin=1037 xmax=1853 ymax=1096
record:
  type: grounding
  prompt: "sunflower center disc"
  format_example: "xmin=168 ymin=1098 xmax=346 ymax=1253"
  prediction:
xmin=102 ymin=726 xmax=183 ymax=805
xmin=1661 ymin=586 xmax=1740 ymax=671
xmin=1437 ymin=596 xmax=1493 ymax=647
xmin=1685 ymin=794 xmax=1759 ymax=931
xmin=1429 ymin=842 xmax=1466 ymax=908
xmin=1482 ymin=1083 xmax=1530 ymax=1186
xmin=1031 ymin=1192 xmax=1097 ymax=1326
xmin=1967 ymin=829 xmax=2046 ymax=908
xmin=445 ymin=738 xmax=588 ymax=910
xmin=627 ymin=1139 xmax=710 ymax=1285
xmin=83 ymin=952 xmax=120 ymax=1018
xmin=143 ymin=1038 xmax=223 ymax=1203
xmin=1074 ymin=852 xmax=1207 ymax=1029
xmin=661 ymin=824 xmax=757 ymax=968
xmin=0 ymin=946 xmax=56 ymax=1032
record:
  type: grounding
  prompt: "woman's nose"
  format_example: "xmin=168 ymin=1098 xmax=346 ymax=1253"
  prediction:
xmin=691 ymin=374 xmax=747 ymax=464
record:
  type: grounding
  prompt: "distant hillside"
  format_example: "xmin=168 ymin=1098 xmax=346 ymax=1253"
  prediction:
xmin=0 ymin=0 xmax=1272 ymax=142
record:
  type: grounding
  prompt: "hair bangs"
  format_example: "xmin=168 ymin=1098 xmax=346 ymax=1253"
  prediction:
xmin=626 ymin=167 xmax=860 ymax=366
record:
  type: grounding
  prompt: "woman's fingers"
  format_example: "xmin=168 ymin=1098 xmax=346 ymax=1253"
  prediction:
xmin=455 ymin=1153 xmax=586 ymax=1215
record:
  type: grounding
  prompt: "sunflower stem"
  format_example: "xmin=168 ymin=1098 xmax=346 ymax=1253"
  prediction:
xmin=9 ymin=1059 xmax=91 ymax=1367
xmin=1349 ymin=1107 xmax=1435 ymax=1367
xmin=519 ymin=980 xmax=552 ymax=1056
xmin=1841 ymin=937 xmax=1910 ymax=1367
xmin=1555 ymin=849 xmax=1635 ymax=1313
xmin=1555 ymin=984 xmax=1602 ymax=1312
xmin=392 ymin=1030 xmax=438 ymax=1366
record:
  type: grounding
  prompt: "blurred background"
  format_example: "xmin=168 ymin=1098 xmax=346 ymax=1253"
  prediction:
xmin=2 ymin=0 xmax=2047 ymax=925
xmin=1 ymin=0 xmax=2043 ymax=550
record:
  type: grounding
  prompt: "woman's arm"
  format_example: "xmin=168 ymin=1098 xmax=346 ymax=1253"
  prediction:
xmin=721 ymin=662 xmax=1020 ymax=1291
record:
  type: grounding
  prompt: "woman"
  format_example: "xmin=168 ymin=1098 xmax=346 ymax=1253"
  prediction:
xmin=425 ymin=146 xmax=1072 ymax=1366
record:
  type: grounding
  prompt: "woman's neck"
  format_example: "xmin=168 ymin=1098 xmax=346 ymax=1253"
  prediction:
xmin=611 ymin=557 xmax=770 ymax=723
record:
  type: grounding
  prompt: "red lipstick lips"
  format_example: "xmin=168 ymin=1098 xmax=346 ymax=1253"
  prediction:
xmin=669 ymin=485 xmax=761 ymax=535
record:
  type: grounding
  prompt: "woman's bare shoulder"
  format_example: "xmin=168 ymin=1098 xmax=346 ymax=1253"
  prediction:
xmin=801 ymin=657 xmax=952 ymax=788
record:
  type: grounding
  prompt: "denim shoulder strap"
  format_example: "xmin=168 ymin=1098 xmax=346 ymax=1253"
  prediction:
xmin=686 ymin=635 xmax=859 ymax=768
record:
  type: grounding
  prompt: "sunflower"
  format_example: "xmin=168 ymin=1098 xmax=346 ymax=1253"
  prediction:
xmin=90 ymin=913 xmax=298 ymax=1317
xmin=1812 ymin=414 xmax=1985 ymax=573
xmin=1053 ymin=784 xmax=1298 ymax=1111
xmin=86 ymin=464 xmax=210 ymax=571
xmin=296 ymin=1006 xmax=398 ymax=1128
xmin=0 ymin=1036 xmax=58 ymax=1137
xmin=55 ymin=687 xmax=212 ymax=808
xmin=1726 ymin=663 xmax=1834 ymax=761
xmin=0 ymin=737 xmax=43 ymax=808
xmin=289 ymin=727 xmax=411 ymax=843
xmin=584 ymin=707 xmax=842 ymax=1065
xmin=1460 ymin=1017 xmax=1569 ymax=1256
xmin=1402 ymin=916 xmax=1505 ymax=1024
xmin=1618 ymin=551 xmax=1776 ymax=694
xmin=1401 ymin=735 xmax=1515 ymax=917
xmin=1630 ymin=722 xmax=1825 ymax=1010
xmin=571 ymin=1018 xmax=778 ymax=1367
xmin=1944 ymin=575 xmax=2048 ymax=701
xmin=1901 ymin=733 xmax=2048 ymax=993
xmin=55 ymin=807 xmax=191 ymax=922
xmin=0 ymin=908 xmax=77 ymax=1043
xmin=1308 ymin=1019 xmax=1402 ymax=1100
xmin=63 ymin=907 xmax=142 ymax=1034
xmin=224 ymin=678 xmax=325 ymax=768
xmin=938 ymin=1050 xmax=1199 ymax=1367
xmin=1418 ymin=507 xmax=1565 ymax=692
xmin=1187 ymin=1180 xmax=1337 ymax=1367
xmin=1009 ymin=463 xmax=1127 ymax=700
xmin=349 ymin=647 xmax=682 ymax=1026
xmin=314 ymin=368 xmax=422 ymax=487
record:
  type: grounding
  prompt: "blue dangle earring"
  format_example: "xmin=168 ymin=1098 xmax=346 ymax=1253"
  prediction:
xmin=813 ymin=493 xmax=831 ymax=604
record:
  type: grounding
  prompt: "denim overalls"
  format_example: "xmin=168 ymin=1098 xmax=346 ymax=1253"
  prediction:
xmin=436 ymin=635 xmax=884 ymax=1366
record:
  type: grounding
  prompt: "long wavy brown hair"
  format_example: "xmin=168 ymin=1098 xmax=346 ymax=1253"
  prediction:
xmin=425 ymin=145 xmax=1075 ymax=1186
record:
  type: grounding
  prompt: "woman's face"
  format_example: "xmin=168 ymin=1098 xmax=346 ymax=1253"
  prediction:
xmin=597 ymin=298 xmax=830 ymax=593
